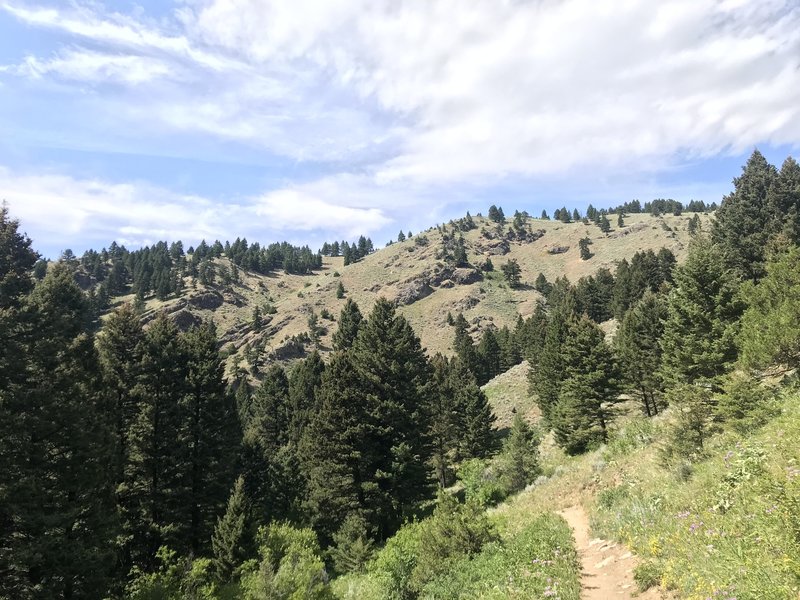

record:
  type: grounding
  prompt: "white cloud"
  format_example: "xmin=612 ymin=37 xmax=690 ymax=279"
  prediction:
xmin=14 ymin=48 xmax=173 ymax=84
xmin=0 ymin=167 xmax=393 ymax=254
xmin=1 ymin=0 xmax=799 ymax=210
xmin=256 ymin=189 xmax=391 ymax=237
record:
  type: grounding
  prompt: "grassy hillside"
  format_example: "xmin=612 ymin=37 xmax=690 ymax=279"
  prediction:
xmin=117 ymin=211 xmax=709 ymax=377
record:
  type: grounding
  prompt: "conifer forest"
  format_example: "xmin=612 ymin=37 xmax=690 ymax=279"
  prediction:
xmin=2 ymin=150 xmax=800 ymax=599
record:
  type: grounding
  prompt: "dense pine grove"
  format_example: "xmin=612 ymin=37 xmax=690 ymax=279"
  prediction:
xmin=1 ymin=149 xmax=800 ymax=597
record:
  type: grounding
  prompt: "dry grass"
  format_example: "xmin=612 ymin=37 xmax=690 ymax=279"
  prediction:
xmin=121 ymin=212 xmax=710 ymax=375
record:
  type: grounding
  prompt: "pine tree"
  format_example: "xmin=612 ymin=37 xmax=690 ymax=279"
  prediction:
xmin=397 ymin=230 xmax=406 ymax=242
xmin=598 ymin=214 xmax=611 ymax=233
xmin=211 ymin=476 xmax=251 ymax=583
xmin=578 ymin=237 xmax=592 ymax=260
xmin=528 ymin=293 xmax=576 ymax=423
xmin=123 ymin=313 xmax=189 ymax=567
xmin=97 ymin=303 xmax=145 ymax=487
xmin=572 ymin=208 xmax=580 ymax=222
xmin=540 ymin=209 xmax=549 ymax=220
xmin=450 ymin=359 xmax=497 ymax=459
xmin=299 ymin=351 xmax=370 ymax=545
xmin=181 ymin=322 xmax=240 ymax=554
xmin=615 ymin=291 xmax=666 ymax=416
xmin=350 ymin=298 xmax=434 ymax=538
xmin=0 ymin=264 xmax=118 ymax=598
xmin=552 ymin=315 xmax=621 ymax=454
xmin=332 ymin=298 xmax=363 ymax=351
xmin=712 ymin=149 xmax=778 ymax=280
xmin=499 ymin=414 xmax=539 ymax=492
xmin=477 ymin=328 xmax=502 ymax=384
xmin=771 ymin=156 xmax=800 ymax=245
xmin=336 ymin=280 xmax=345 ymax=299
xmin=501 ymin=258 xmax=522 ymax=287
xmin=660 ymin=237 xmax=743 ymax=387
xmin=617 ymin=212 xmax=625 ymax=228
xmin=738 ymin=245 xmax=800 ymax=370
xmin=241 ymin=365 xmax=299 ymax=524
xmin=0 ymin=204 xmax=38 ymax=308
xmin=287 ymin=350 xmax=325 ymax=443
xmin=534 ymin=272 xmax=552 ymax=296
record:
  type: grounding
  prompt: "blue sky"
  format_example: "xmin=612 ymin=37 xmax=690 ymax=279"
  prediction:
xmin=0 ymin=1 xmax=798 ymax=258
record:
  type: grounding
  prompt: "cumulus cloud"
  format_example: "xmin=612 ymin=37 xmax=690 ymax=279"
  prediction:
xmin=0 ymin=167 xmax=392 ymax=255
xmin=1 ymin=0 xmax=798 ymax=249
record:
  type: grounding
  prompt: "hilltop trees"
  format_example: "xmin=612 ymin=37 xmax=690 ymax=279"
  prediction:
xmin=501 ymin=258 xmax=522 ymax=287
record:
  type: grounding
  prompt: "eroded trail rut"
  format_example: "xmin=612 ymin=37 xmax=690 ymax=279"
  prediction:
xmin=558 ymin=505 xmax=669 ymax=600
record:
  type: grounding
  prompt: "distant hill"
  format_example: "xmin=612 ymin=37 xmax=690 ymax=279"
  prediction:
xmin=99 ymin=211 xmax=711 ymax=378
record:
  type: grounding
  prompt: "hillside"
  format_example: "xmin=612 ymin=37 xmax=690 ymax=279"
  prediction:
xmin=117 ymin=211 xmax=710 ymax=375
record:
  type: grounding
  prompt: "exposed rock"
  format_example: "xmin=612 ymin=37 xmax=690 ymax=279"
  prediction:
xmin=188 ymin=290 xmax=224 ymax=310
xmin=450 ymin=267 xmax=482 ymax=285
xmin=452 ymin=294 xmax=481 ymax=312
xmin=547 ymin=245 xmax=570 ymax=255
xmin=395 ymin=278 xmax=433 ymax=305
xmin=608 ymin=221 xmax=647 ymax=239
xmin=223 ymin=291 xmax=246 ymax=307
xmin=440 ymin=280 xmax=454 ymax=288
xmin=171 ymin=309 xmax=203 ymax=331
xmin=482 ymin=239 xmax=510 ymax=255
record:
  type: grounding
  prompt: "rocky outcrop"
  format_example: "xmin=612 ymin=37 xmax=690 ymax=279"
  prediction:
xmin=547 ymin=245 xmax=570 ymax=255
xmin=450 ymin=267 xmax=482 ymax=285
xmin=188 ymin=290 xmax=224 ymax=310
xmin=395 ymin=278 xmax=434 ymax=305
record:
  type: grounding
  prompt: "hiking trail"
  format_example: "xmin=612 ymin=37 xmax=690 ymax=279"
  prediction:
xmin=558 ymin=505 xmax=672 ymax=599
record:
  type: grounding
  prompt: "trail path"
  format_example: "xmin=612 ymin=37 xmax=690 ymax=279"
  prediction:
xmin=559 ymin=505 xmax=670 ymax=600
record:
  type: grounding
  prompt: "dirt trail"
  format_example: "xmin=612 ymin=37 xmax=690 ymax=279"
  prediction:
xmin=559 ymin=505 xmax=669 ymax=600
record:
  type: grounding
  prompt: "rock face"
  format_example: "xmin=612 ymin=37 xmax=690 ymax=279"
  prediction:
xmin=188 ymin=290 xmax=224 ymax=310
xmin=395 ymin=277 xmax=434 ymax=305
xmin=450 ymin=267 xmax=482 ymax=285
xmin=483 ymin=239 xmax=510 ymax=255
xmin=547 ymin=245 xmax=570 ymax=255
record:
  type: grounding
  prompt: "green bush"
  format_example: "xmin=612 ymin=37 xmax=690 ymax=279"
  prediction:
xmin=633 ymin=560 xmax=661 ymax=591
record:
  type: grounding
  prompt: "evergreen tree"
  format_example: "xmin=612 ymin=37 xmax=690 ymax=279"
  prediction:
xmin=528 ymin=295 xmax=575 ymax=423
xmin=332 ymin=298 xmax=363 ymax=351
xmin=552 ymin=315 xmax=621 ymax=454
xmin=241 ymin=365 xmax=299 ymax=524
xmin=0 ymin=204 xmax=38 ymax=308
xmin=123 ymin=314 xmax=189 ymax=567
xmin=97 ymin=304 xmax=145 ymax=488
xmin=450 ymin=359 xmax=497 ymax=460
xmin=772 ymin=156 xmax=800 ymax=244
xmin=615 ymin=291 xmax=666 ymax=416
xmin=578 ymin=237 xmax=592 ymax=260
xmin=0 ymin=264 xmax=118 ymax=598
xmin=540 ymin=209 xmax=549 ymax=220
xmin=660 ymin=237 xmax=743 ymax=387
xmin=336 ymin=280 xmax=345 ymax=299
xmin=181 ymin=322 xmax=240 ymax=554
xmin=534 ymin=272 xmax=552 ymax=296
xmin=572 ymin=208 xmax=580 ymax=222
xmin=617 ymin=212 xmax=625 ymax=228
xmin=287 ymin=350 xmax=325 ymax=444
xmin=712 ymin=149 xmax=778 ymax=280
xmin=477 ymin=328 xmax=502 ymax=384
xmin=397 ymin=230 xmax=406 ymax=243
xmin=211 ymin=475 xmax=251 ymax=583
xmin=501 ymin=258 xmax=522 ymax=287
xmin=739 ymin=245 xmax=800 ymax=370
xmin=499 ymin=414 xmax=539 ymax=492
xmin=598 ymin=214 xmax=611 ymax=233
xmin=350 ymin=299 xmax=434 ymax=538
xmin=299 ymin=351 xmax=371 ymax=546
